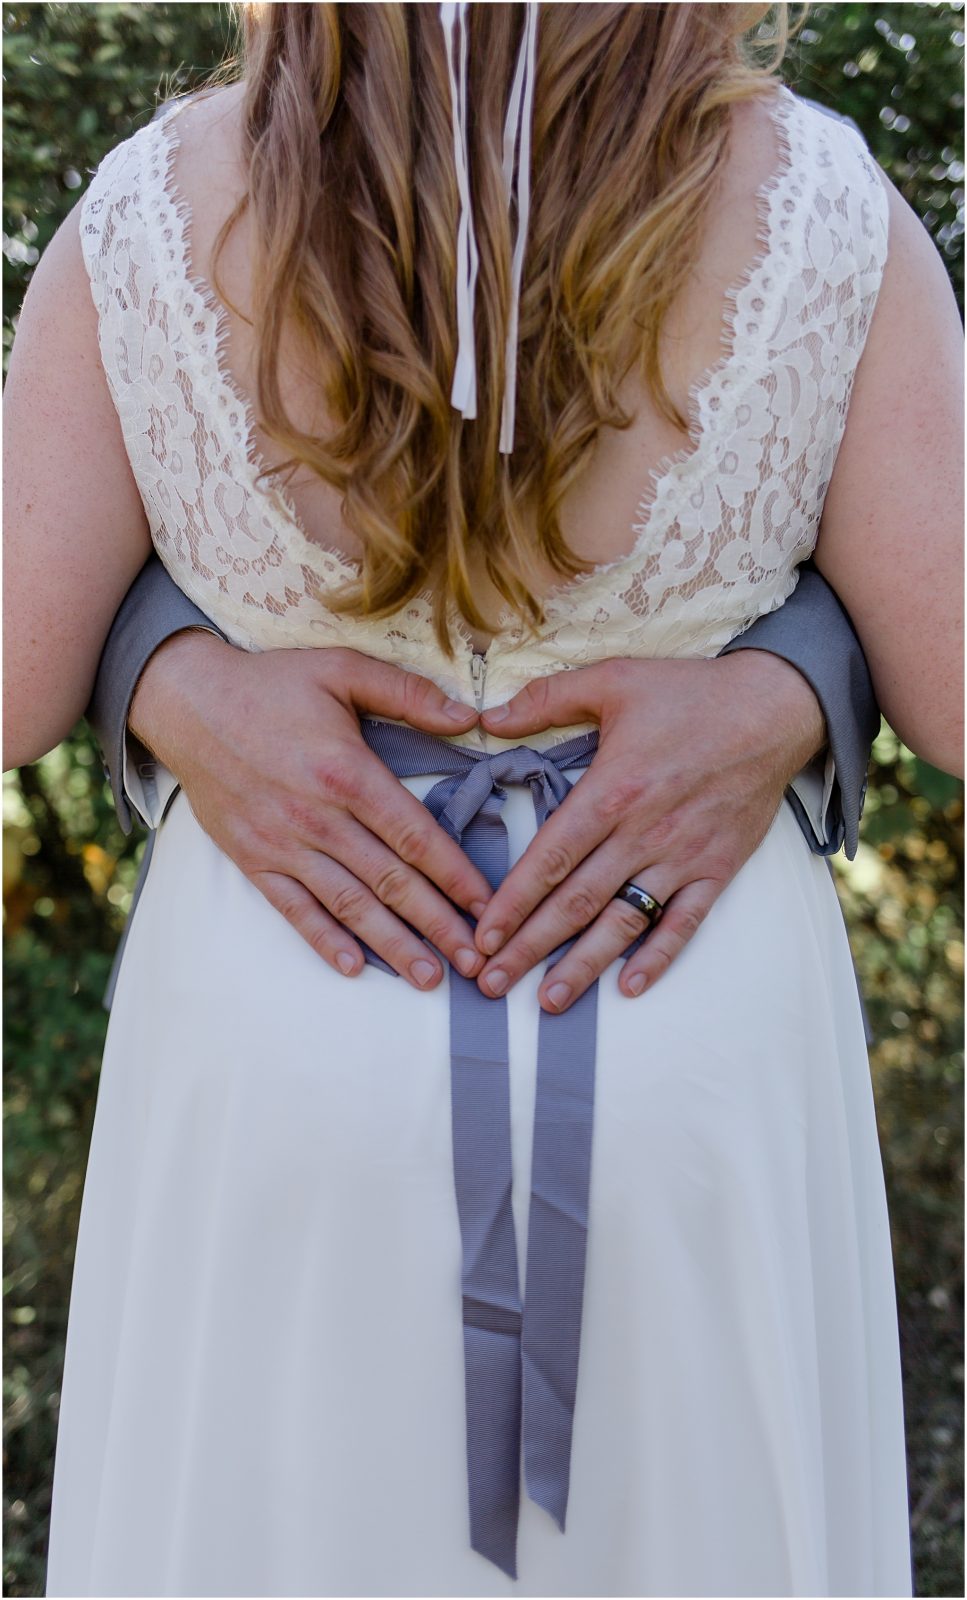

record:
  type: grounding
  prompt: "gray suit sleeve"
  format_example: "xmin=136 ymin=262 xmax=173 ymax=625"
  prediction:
xmin=719 ymin=560 xmax=880 ymax=861
xmin=87 ymin=554 xmax=878 ymax=1040
xmin=89 ymin=557 xmax=879 ymax=857
xmin=84 ymin=556 xmax=227 ymax=835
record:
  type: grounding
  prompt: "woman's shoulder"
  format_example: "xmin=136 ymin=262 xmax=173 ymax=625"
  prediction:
xmin=78 ymin=84 xmax=246 ymax=236
xmin=726 ymin=83 xmax=893 ymax=356
xmin=780 ymin=83 xmax=956 ymax=336
xmin=783 ymin=85 xmax=891 ymax=261
xmin=153 ymin=81 xmax=247 ymax=170
xmin=76 ymin=83 xmax=249 ymax=314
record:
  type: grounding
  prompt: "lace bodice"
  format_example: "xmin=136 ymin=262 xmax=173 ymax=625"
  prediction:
xmin=79 ymin=82 xmax=888 ymax=753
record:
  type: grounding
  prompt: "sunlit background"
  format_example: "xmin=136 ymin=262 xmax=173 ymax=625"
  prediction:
xmin=3 ymin=4 xmax=964 ymax=1595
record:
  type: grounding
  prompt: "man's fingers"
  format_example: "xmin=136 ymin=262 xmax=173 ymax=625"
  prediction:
xmin=251 ymin=870 xmax=366 ymax=977
xmin=528 ymin=875 xmax=719 ymax=1013
xmin=251 ymin=859 xmax=448 ymax=991
xmin=265 ymin=853 xmax=454 ymax=990
xmin=349 ymin=755 xmax=494 ymax=917
xmin=618 ymin=879 xmax=721 ymax=998
xmin=478 ymin=659 xmax=622 ymax=738
xmin=472 ymin=772 xmax=622 ymax=954
xmin=476 ymin=851 xmax=679 ymax=1001
xmin=318 ymin=817 xmax=485 ymax=977
xmin=334 ymin=650 xmax=480 ymax=736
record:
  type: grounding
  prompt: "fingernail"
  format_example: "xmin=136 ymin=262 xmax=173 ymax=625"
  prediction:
xmin=485 ymin=703 xmax=509 ymax=723
xmin=545 ymin=981 xmax=571 ymax=1009
xmin=626 ymin=972 xmax=647 ymax=996
xmin=485 ymin=968 xmax=509 ymax=996
xmin=470 ymin=900 xmax=489 ymax=920
xmin=411 ymin=958 xmax=439 ymax=986
xmin=481 ymin=927 xmax=504 ymax=955
xmin=336 ymin=951 xmax=358 ymax=975
xmin=454 ymin=946 xmax=480 ymax=976
xmin=446 ymin=699 xmax=473 ymax=721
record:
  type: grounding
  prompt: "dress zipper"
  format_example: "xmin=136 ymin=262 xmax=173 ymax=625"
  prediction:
xmin=469 ymin=649 xmax=488 ymax=714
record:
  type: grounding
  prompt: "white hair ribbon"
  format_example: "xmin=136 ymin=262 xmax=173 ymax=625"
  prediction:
xmin=440 ymin=1 xmax=539 ymax=453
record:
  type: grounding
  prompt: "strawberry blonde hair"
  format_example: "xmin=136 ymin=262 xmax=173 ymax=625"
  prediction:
xmin=199 ymin=2 xmax=797 ymax=655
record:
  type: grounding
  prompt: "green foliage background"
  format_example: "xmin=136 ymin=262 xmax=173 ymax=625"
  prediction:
xmin=3 ymin=3 xmax=964 ymax=1595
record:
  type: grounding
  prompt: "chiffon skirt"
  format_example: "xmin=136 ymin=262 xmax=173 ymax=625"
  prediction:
xmin=45 ymin=770 xmax=914 ymax=1597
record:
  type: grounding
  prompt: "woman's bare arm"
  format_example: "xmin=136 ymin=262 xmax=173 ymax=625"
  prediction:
xmin=811 ymin=169 xmax=964 ymax=777
xmin=3 ymin=200 xmax=154 ymax=767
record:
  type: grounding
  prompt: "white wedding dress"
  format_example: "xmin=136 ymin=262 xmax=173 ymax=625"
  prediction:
xmin=46 ymin=83 xmax=914 ymax=1597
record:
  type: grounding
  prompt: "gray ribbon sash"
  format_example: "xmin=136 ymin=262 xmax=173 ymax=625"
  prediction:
xmin=356 ymin=718 xmax=646 ymax=1580
xmin=102 ymin=718 xmax=648 ymax=1581
xmin=100 ymin=711 xmax=877 ymax=1581
xmin=371 ymin=720 xmax=870 ymax=1578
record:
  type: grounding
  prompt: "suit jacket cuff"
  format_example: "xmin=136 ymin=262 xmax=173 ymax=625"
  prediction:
xmin=84 ymin=557 xmax=228 ymax=834
xmin=719 ymin=563 xmax=879 ymax=859
xmin=120 ymin=741 xmax=185 ymax=831
xmin=787 ymin=748 xmax=841 ymax=856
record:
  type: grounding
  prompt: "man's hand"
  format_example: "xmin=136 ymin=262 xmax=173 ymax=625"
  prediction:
xmin=471 ymin=651 xmax=827 ymax=1011
xmin=128 ymin=635 xmax=494 ymax=990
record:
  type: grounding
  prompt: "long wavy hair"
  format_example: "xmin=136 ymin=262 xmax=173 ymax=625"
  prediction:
xmin=197 ymin=2 xmax=797 ymax=656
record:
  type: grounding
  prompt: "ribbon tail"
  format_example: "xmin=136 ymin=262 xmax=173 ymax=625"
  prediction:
xmin=500 ymin=2 xmax=539 ymax=454
xmin=449 ymin=810 xmax=523 ymax=1579
xmin=441 ymin=0 xmax=480 ymax=420
xmin=349 ymin=720 xmax=606 ymax=1576
xmin=521 ymin=958 xmax=599 ymax=1530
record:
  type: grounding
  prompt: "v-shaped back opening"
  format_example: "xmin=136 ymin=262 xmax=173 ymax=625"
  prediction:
xmin=148 ymin=80 xmax=796 ymax=660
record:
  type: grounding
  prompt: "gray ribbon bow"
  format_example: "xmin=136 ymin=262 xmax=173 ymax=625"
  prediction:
xmin=356 ymin=718 xmax=646 ymax=1580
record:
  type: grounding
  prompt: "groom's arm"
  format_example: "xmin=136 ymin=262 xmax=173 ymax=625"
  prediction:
xmin=85 ymin=557 xmax=227 ymax=835
xmin=720 ymin=559 xmax=880 ymax=859
xmin=85 ymin=554 xmax=879 ymax=858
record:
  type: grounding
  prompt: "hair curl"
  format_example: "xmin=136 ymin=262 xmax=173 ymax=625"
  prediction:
xmin=197 ymin=2 xmax=799 ymax=656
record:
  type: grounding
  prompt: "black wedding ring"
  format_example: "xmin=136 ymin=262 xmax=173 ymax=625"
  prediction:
xmin=614 ymin=881 xmax=664 ymax=925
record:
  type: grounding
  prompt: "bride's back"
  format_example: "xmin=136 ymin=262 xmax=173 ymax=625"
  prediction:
xmin=77 ymin=67 xmax=888 ymax=704
xmin=169 ymin=80 xmax=794 ymax=635
xmin=166 ymin=81 xmax=826 ymax=649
